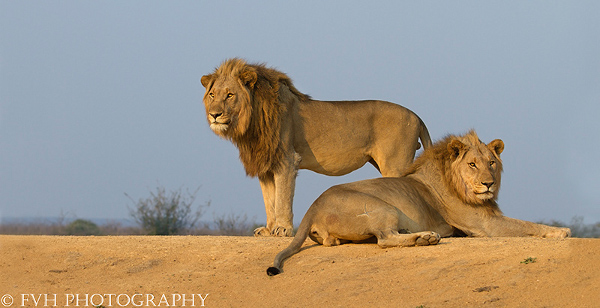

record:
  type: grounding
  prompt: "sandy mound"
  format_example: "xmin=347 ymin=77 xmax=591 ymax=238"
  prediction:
xmin=1 ymin=235 xmax=598 ymax=307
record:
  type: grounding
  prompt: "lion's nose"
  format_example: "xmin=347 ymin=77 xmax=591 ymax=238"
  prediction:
xmin=209 ymin=112 xmax=222 ymax=120
xmin=482 ymin=181 xmax=494 ymax=189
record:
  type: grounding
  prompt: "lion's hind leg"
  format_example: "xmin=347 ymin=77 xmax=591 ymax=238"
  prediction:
xmin=309 ymin=227 xmax=342 ymax=247
xmin=376 ymin=230 xmax=440 ymax=248
xmin=349 ymin=196 xmax=440 ymax=248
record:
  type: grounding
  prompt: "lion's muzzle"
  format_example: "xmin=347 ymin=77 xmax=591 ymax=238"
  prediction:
xmin=209 ymin=112 xmax=222 ymax=121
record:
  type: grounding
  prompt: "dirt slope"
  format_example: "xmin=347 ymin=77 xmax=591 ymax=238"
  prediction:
xmin=1 ymin=235 xmax=598 ymax=307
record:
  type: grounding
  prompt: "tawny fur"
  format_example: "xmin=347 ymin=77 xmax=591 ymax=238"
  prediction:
xmin=267 ymin=130 xmax=570 ymax=275
xmin=202 ymin=58 xmax=432 ymax=237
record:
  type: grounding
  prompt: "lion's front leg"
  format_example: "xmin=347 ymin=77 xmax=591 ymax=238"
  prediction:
xmin=483 ymin=216 xmax=571 ymax=238
xmin=254 ymin=164 xmax=297 ymax=237
xmin=270 ymin=164 xmax=297 ymax=237
xmin=254 ymin=173 xmax=276 ymax=237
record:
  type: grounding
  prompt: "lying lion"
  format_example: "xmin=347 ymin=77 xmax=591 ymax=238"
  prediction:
xmin=267 ymin=130 xmax=570 ymax=276
xmin=201 ymin=58 xmax=431 ymax=237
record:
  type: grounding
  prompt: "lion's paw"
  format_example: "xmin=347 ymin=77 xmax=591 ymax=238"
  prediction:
xmin=254 ymin=226 xmax=294 ymax=237
xmin=415 ymin=231 xmax=441 ymax=246
xmin=254 ymin=226 xmax=271 ymax=237
xmin=271 ymin=226 xmax=293 ymax=237
xmin=543 ymin=227 xmax=571 ymax=239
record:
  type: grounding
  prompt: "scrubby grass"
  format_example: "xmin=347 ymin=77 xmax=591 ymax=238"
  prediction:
xmin=521 ymin=257 xmax=537 ymax=264
xmin=0 ymin=215 xmax=254 ymax=236
xmin=0 ymin=218 xmax=142 ymax=235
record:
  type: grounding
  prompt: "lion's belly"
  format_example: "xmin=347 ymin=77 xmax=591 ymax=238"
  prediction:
xmin=294 ymin=102 xmax=377 ymax=175
xmin=297 ymin=150 xmax=371 ymax=176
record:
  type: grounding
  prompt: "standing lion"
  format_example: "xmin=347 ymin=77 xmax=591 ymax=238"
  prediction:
xmin=200 ymin=58 xmax=431 ymax=237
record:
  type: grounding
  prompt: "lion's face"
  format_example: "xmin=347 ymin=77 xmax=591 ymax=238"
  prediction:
xmin=200 ymin=63 xmax=257 ymax=139
xmin=447 ymin=136 xmax=504 ymax=204
xmin=200 ymin=75 xmax=249 ymax=138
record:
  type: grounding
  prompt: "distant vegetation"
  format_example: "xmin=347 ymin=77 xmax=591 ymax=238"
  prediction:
xmin=0 ymin=217 xmax=143 ymax=236
xmin=1 ymin=188 xmax=596 ymax=238
xmin=0 ymin=215 xmax=257 ymax=236
xmin=1 ymin=186 xmax=257 ymax=236
xmin=126 ymin=186 xmax=257 ymax=236
xmin=212 ymin=212 xmax=257 ymax=236
xmin=65 ymin=219 xmax=101 ymax=236
xmin=126 ymin=186 xmax=205 ymax=235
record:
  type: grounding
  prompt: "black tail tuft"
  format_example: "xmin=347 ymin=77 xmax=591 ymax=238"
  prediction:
xmin=266 ymin=267 xmax=281 ymax=276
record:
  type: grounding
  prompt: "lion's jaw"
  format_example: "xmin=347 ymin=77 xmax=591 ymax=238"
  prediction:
xmin=208 ymin=116 xmax=232 ymax=135
xmin=474 ymin=188 xmax=495 ymax=201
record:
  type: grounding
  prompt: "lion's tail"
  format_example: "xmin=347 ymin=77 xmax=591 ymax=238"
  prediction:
xmin=266 ymin=212 xmax=313 ymax=276
xmin=419 ymin=117 xmax=433 ymax=149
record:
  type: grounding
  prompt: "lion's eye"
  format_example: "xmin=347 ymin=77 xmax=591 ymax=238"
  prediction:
xmin=489 ymin=161 xmax=495 ymax=166
xmin=209 ymin=92 xmax=214 ymax=98
xmin=468 ymin=162 xmax=477 ymax=168
xmin=227 ymin=93 xmax=234 ymax=98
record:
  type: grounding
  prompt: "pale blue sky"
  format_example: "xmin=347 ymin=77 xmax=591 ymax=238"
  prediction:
xmin=1 ymin=1 xmax=599 ymax=225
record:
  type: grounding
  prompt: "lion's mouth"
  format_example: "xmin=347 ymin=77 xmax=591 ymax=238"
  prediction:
xmin=210 ymin=121 xmax=230 ymax=132
xmin=475 ymin=190 xmax=494 ymax=200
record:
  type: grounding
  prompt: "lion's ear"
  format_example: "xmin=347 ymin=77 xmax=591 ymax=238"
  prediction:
xmin=240 ymin=70 xmax=258 ymax=89
xmin=201 ymin=74 xmax=214 ymax=88
xmin=488 ymin=139 xmax=504 ymax=156
xmin=447 ymin=139 xmax=467 ymax=159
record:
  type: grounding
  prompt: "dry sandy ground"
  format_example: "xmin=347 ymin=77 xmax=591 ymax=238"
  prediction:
xmin=1 ymin=235 xmax=598 ymax=308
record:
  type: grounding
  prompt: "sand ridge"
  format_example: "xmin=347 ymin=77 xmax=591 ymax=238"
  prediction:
xmin=1 ymin=235 xmax=598 ymax=307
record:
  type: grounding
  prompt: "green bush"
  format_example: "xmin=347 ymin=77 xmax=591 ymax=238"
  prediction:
xmin=66 ymin=219 xmax=101 ymax=236
xmin=127 ymin=186 xmax=207 ymax=235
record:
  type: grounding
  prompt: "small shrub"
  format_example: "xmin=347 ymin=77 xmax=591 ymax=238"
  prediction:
xmin=127 ymin=186 xmax=207 ymax=235
xmin=66 ymin=219 xmax=101 ymax=236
